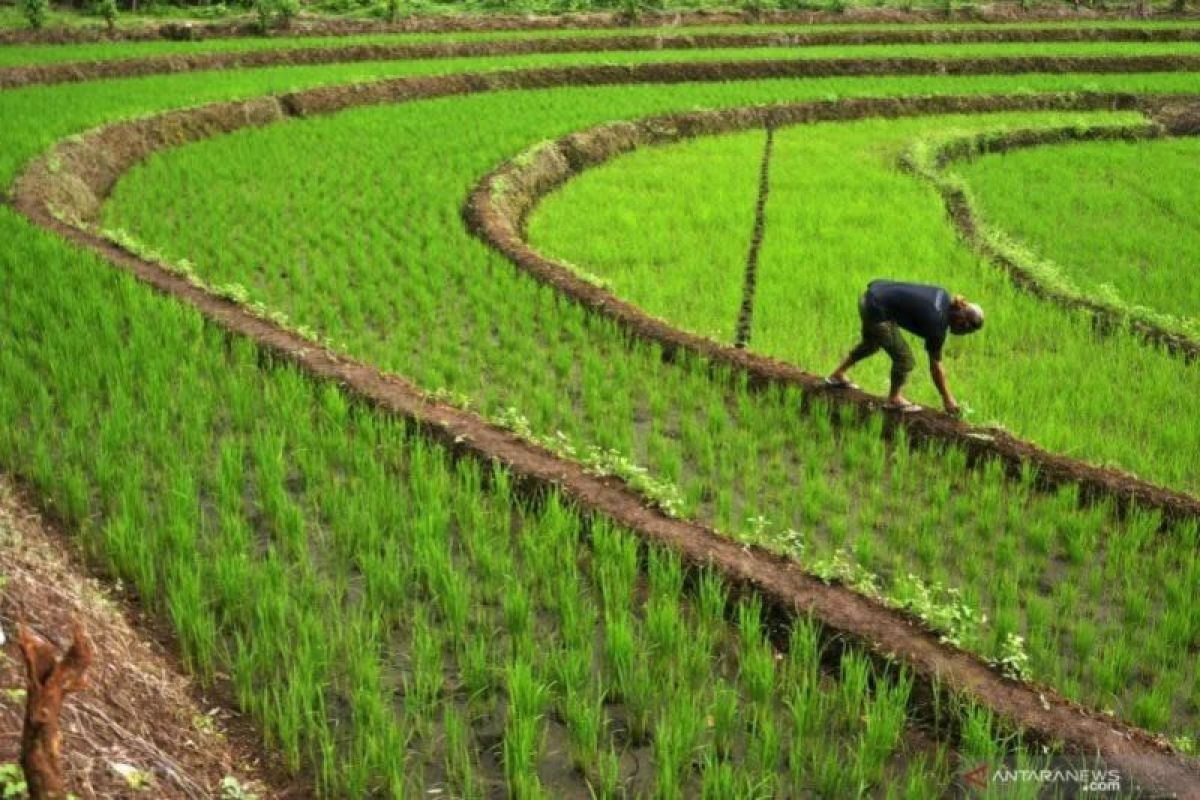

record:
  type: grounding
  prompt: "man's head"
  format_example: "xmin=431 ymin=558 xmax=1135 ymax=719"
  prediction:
xmin=949 ymin=295 xmax=984 ymax=335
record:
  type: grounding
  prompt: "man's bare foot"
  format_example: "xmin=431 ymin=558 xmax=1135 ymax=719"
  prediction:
xmin=885 ymin=396 xmax=921 ymax=412
xmin=824 ymin=375 xmax=858 ymax=390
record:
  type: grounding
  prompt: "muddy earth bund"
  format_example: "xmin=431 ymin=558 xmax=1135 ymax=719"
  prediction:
xmin=10 ymin=58 xmax=1200 ymax=795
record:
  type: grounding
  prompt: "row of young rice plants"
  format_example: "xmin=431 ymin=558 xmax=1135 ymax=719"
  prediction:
xmin=954 ymin=134 xmax=1200 ymax=334
xmin=0 ymin=205 xmax=1049 ymax=798
xmin=530 ymin=108 xmax=1200 ymax=492
xmin=96 ymin=73 xmax=1200 ymax=737
xmin=7 ymin=35 xmax=1200 ymax=69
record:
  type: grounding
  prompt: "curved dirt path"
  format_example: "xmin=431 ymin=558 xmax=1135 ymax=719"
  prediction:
xmin=6 ymin=25 xmax=1200 ymax=89
xmin=10 ymin=61 xmax=1200 ymax=797
xmin=902 ymin=121 xmax=1200 ymax=360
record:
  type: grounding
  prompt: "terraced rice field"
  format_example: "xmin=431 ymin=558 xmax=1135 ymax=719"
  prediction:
xmin=2 ymin=13 xmax=1199 ymax=798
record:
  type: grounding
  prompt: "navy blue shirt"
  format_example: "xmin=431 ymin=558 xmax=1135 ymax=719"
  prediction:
xmin=864 ymin=280 xmax=950 ymax=361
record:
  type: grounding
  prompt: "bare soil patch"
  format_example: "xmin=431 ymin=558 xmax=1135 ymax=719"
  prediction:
xmin=0 ymin=476 xmax=294 ymax=799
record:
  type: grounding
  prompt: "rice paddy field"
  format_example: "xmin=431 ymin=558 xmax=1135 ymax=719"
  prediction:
xmin=2 ymin=10 xmax=1200 ymax=798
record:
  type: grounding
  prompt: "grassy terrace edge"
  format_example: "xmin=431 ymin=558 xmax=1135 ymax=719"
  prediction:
xmin=10 ymin=62 xmax=1200 ymax=796
xmin=900 ymin=120 xmax=1200 ymax=357
xmin=7 ymin=26 xmax=1200 ymax=87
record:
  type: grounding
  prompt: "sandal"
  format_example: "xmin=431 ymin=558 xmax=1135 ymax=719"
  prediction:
xmin=823 ymin=376 xmax=859 ymax=390
xmin=884 ymin=401 xmax=922 ymax=413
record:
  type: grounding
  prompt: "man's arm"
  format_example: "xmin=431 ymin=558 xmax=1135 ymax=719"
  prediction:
xmin=929 ymin=360 xmax=959 ymax=415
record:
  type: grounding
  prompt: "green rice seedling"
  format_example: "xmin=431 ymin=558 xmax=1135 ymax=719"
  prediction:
xmin=444 ymin=705 xmax=482 ymax=799
xmin=738 ymin=630 xmax=776 ymax=710
xmin=958 ymin=701 xmax=1011 ymax=772
xmin=405 ymin=608 xmax=446 ymax=737
xmin=550 ymin=642 xmax=593 ymax=704
xmin=858 ymin=671 xmax=912 ymax=784
xmin=708 ymin=680 xmax=740 ymax=760
xmin=592 ymin=746 xmax=623 ymax=800
xmin=654 ymin=691 xmax=704 ymax=799
xmin=1131 ymin=678 xmax=1178 ymax=732
xmin=813 ymin=746 xmax=855 ymax=798
xmin=166 ymin=559 xmax=217 ymax=684
xmin=679 ymin=626 xmax=715 ymax=694
xmin=785 ymin=696 xmax=813 ymax=792
xmin=503 ymin=581 xmax=535 ymax=657
xmin=554 ymin=571 xmax=597 ymax=651
xmin=647 ymin=546 xmax=684 ymax=600
xmin=696 ymin=568 xmax=728 ymax=642
xmin=503 ymin=713 xmax=546 ymax=800
xmin=433 ymin=557 xmax=472 ymax=648
xmin=745 ymin=707 xmax=781 ymax=793
xmin=603 ymin=609 xmax=636 ymax=696
xmin=645 ymin=595 xmax=686 ymax=680
xmin=839 ymin=651 xmax=873 ymax=725
xmin=699 ymin=752 xmax=738 ymax=800
xmin=619 ymin=657 xmax=656 ymax=748
xmin=504 ymin=660 xmax=550 ymax=798
xmin=884 ymin=753 xmax=947 ymax=800
xmin=507 ymin=660 xmax=550 ymax=722
xmin=593 ymin=522 xmax=639 ymax=616
xmin=784 ymin=617 xmax=823 ymax=694
xmin=564 ymin=686 xmax=606 ymax=778
xmin=458 ymin=631 xmax=495 ymax=703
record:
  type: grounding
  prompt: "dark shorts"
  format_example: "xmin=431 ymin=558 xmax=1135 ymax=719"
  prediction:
xmin=849 ymin=293 xmax=915 ymax=384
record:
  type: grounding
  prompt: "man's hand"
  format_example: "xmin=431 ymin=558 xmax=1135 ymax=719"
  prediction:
xmin=930 ymin=361 xmax=959 ymax=416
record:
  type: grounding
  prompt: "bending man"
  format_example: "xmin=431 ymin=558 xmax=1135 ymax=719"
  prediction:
xmin=826 ymin=279 xmax=984 ymax=414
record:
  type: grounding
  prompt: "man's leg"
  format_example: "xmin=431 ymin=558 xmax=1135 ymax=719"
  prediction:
xmin=880 ymin=324 xmax=916 ymax=405
xmin=830 ymin=296 xmax=881 ymax=381
xmin=830 ymin=337 xmax=879 ymax=381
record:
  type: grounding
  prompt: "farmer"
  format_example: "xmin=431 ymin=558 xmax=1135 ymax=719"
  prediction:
xmin=825 ymin=279 xmax=984 ymax=415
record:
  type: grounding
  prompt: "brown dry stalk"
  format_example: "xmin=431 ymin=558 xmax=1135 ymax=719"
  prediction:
xmin=17 ymin=621 xmax=93 ymax=800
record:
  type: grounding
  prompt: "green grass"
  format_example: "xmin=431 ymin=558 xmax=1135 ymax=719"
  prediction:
xmin=4 ymin=24 xmax=1200 ymax=66
xmin=97 ymin=73 xmax=1200 ymax=737
xmin=957 ymin=135 xmax=1200 ymax=332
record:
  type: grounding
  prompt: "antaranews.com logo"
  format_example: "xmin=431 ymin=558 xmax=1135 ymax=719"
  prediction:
xmin=964 ymin=762 xmax=1124 ymax=795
